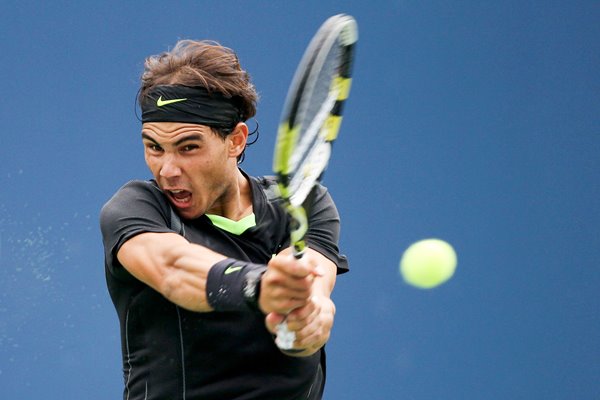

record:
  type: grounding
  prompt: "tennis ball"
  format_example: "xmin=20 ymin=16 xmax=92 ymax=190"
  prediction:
xmin=400 ymin=239 xmax=457 ymax=289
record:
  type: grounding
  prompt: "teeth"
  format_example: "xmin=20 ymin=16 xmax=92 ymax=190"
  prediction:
xmin=169 ymin=189 xmax=191 ymax=204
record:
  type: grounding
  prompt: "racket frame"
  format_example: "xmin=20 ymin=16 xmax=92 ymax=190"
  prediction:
xmin=272 ymin=14 xmax=358 ymax=350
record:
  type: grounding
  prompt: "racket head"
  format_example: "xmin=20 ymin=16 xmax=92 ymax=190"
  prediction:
xmin=273 ymin=14 xmax=358 ymax=209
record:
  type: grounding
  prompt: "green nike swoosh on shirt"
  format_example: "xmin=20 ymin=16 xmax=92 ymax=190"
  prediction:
xmin=224 ymin=265 xmax=243 ymax=275
xmin=156 ymin=96 xmax=187 ymax=107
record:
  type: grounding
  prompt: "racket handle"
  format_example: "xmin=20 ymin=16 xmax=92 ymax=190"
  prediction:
xmin=275 ymin=321 xmax=296 ymax=350
xmin=293 ymin=246 xmax=306 ymax=259
xmin=278 ymin=244 xmax=304 ymax=349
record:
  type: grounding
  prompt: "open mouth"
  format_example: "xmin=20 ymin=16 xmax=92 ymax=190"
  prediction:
xmin=167 ymin=189 xmax=192 ymax=208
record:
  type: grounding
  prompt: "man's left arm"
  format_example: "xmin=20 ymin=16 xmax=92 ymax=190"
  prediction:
xmin=262 ymin=184 xmax=347 ymax=356
xmin=262 ymin=247 xmax=338 ymax=357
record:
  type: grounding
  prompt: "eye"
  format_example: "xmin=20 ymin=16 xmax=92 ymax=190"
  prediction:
xmin=181 ymin=144 xmax=199 ymax=152
xmin=145 ymin=143 xmax=163 ymax=153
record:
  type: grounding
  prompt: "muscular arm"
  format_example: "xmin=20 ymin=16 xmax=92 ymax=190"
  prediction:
xmin=116 ymin=231 xmax=321 ymax=316
xmin=117 ymin=232 xmax=225 ymax=312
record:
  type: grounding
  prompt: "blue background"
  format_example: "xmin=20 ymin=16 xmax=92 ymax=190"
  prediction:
xmin=1 ymin=1 xmax=598 ymax=399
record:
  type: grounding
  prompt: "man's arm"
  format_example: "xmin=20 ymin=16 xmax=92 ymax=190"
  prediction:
xmin=263 ymin=248 xmax=338 ymax=357
xmin=117 ymin=231 xmax=319 ymax=315
xmin=117 ymin=231 xmax=225 ymax=312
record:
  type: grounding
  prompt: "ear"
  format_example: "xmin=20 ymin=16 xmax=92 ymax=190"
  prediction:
xmin=228 ymin=122 xmax=249 ymax=159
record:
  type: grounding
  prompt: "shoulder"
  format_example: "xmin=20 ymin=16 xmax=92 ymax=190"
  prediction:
xmin=102 ymin=179 xmax=163 ymax=209
xmin=247 ymin=174 xmax=286 ymax=222
xmin=100 ymin=180 xmax=175 ymax=278
xmin=104 ymin=179 xmax=162 ymax=201
xmin=100 ymin=179 xmax=170 ymax=227
xmin=251 ymin=175 xmax=281 ymax=201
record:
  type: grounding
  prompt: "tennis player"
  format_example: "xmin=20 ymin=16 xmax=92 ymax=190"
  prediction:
xmin=100 ymin=39 xmax=348 ymax=399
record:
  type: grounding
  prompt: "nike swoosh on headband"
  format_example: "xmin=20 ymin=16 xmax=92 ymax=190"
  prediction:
xmin=157 ymin=96 xmax=188 ymax=107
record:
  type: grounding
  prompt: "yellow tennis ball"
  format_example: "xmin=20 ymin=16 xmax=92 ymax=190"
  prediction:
xmin=400 ymin=239 xmax=457 ymax=289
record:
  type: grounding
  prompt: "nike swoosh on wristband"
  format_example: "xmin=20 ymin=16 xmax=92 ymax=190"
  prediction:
xmin=156 ymin=96 xmax=187 ymax=107
xmin=224 ymin=265 xmax=243 ymax=275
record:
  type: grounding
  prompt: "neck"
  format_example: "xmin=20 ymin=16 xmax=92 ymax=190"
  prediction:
xmin=207 ymin=169 xmax=253 ymax=221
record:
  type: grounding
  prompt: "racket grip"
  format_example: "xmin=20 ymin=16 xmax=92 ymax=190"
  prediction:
xmin=275 ymin=321 xmax=296 ymax=350
xmin=281 ymin=246 xmax=304 ymax=347
xmin=293 ymin=246 xmax=306 ymax=259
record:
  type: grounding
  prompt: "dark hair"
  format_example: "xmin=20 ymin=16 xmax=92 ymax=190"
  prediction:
xmin=139 ymin=40 xmax=259 ymax=161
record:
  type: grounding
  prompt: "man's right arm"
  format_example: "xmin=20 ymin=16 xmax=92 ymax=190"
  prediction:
xmin=117 ymin=231 xmax=318 ymax=315
xmin=117 ymin=231 xmax=225 ymax=312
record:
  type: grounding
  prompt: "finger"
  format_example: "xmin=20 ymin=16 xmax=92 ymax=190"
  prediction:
xmin=269 ymin=254 xmax=317 ymax=279
xmin=262 ymin=268 xmax=315 ymax=293
xmin=265 ymin=312 xmax=286 ymax=333
xmin=268 ymin=281 xmax=314 ymax=302
xmin=260 ymin=284 xmax=313 ymax=313
xmin=267 ymin=315 xmax=300 ymax=351
xmin=272 ymin=299 xmax=308 ymax=315
xmin=285 ymin=299 xmax=318 ymax=327
xmin=291 ymin=299 xmax=335 ymax=348
xmin=294 ymin=317 xmax=333 ymax=350
xmin=259 ymin=291 xmax=310 ymax=315
xmin=270 ymin=277 xmax=314 ymax=295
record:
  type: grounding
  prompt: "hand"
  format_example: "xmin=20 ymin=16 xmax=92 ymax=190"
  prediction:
xmin=258 ymin=252 xmax=323 ymax=315
xmin=265 ymin=295 xmax=336 ymax=355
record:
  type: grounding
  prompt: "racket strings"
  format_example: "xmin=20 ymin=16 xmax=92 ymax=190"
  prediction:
xmin=287 ymin=42 xmax=343 ymax=193
xmin=275 ymin=15 xmax=357 ymax=208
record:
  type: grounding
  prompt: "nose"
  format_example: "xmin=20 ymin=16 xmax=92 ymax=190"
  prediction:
xmin=159 ymin=154 xmax=182 ymax=178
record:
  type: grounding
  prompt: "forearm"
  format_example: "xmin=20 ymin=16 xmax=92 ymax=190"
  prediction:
xmin=117 ymin=232 xmax=225 ymax=312
xmin=159 ymin=242 xmax=227 ymax=311
xmin=312 ymin=257 xmax=337 ymax=297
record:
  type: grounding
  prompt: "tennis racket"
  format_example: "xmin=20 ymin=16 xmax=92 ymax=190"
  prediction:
xmin=272 ymin=14 xmax=358 ymax=350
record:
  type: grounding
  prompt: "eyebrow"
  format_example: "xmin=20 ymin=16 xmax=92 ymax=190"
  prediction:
xmin=141 ymin=133 xmax=204 ymax=147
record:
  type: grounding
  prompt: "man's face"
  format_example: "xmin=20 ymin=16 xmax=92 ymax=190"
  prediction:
xmin=141 ymin=122 xmax=242 ymax=219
